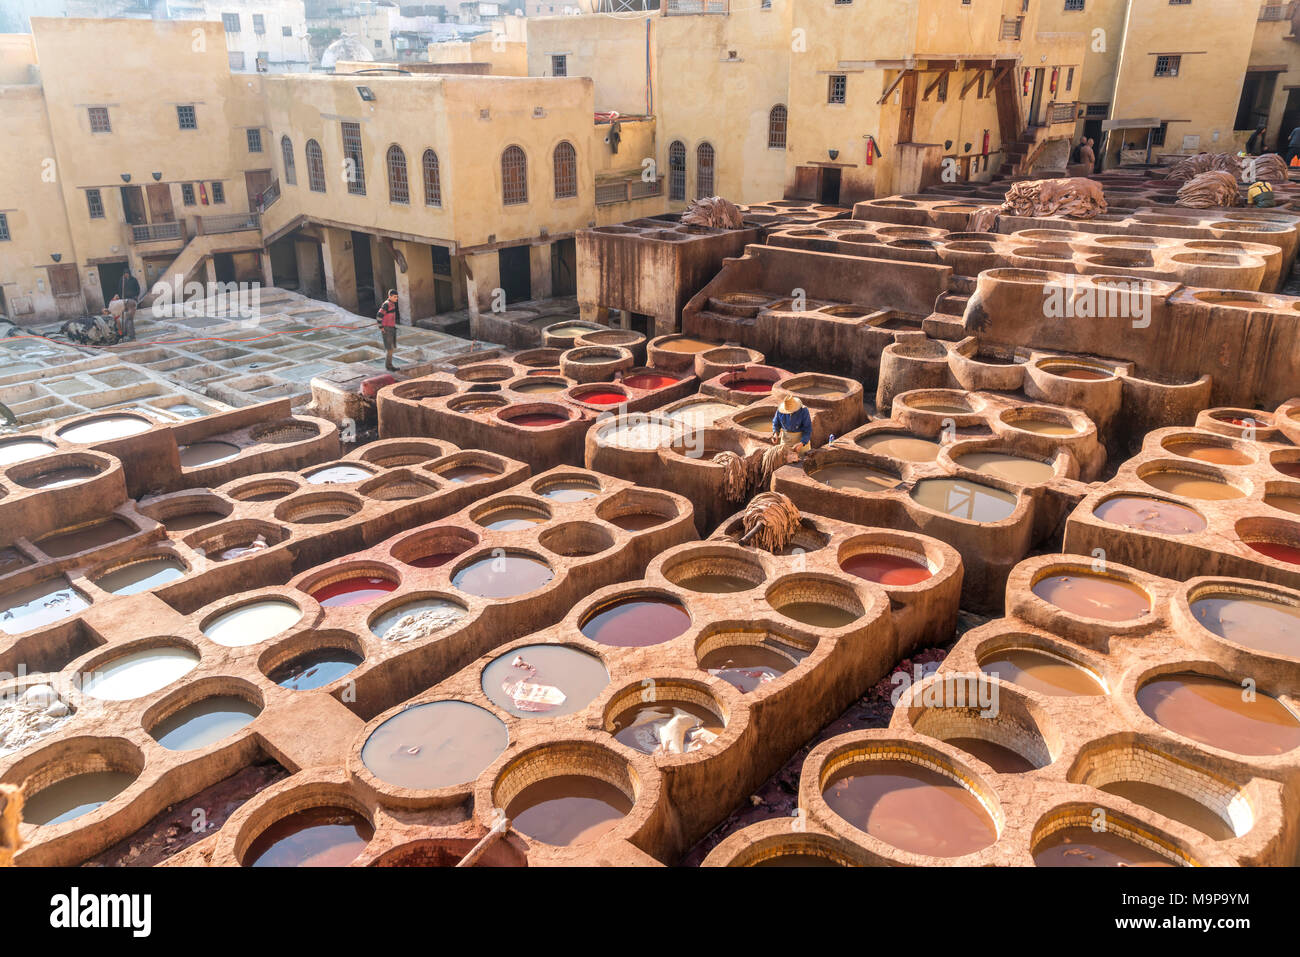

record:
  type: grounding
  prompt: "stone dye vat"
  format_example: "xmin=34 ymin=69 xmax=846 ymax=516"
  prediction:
xmin=775 ymin=390 xmax=1104 ymax=611
xmin=705 ymin=552 xmax=1300 ymax=867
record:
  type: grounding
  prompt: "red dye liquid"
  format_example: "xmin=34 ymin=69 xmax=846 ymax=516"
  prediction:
xmin=1245 ymin=541 xmax=1300 ymax=565
xmin=1274 ymin=462 xmax=1300 ymax=479
xmin=407 ymin=551 xmax=461 ymax=568
xmin=507 ymin=413 xmax=568 ymax=428
xmin=727 ymin=379 xmax=773 ymax=393
xmin=840 ymin=553 xmax=932 ymax=586
xmin=576 ymin=390 xmax=627 ymax=406
xmin=311 ymin=576 xmax=398 ymax=607
xmin=580 ymin=597 xmax=691 ymax=647
xmin=622 ymin=374 xmax=677 ymax=391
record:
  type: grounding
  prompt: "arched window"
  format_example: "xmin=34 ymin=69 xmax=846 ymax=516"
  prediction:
xmin=305 ymin=139 xmax=326 ymax=193
xmin=502 ymin=145 xmax=528 ymax=205
xmin=768 ymin=105 xmax=787 ymax=150
xmin=668 ymin=140 xmax=686 ymax=201
xmin=387 ymin=145 xmax=409 ymax=204
xmin=553 ymin=141 xmax=577 ymax=199
xmin=696 ymin=142 xmax=715 ymax=198
xmin=281 ymin=135 xmax=297 ymax=185
xmin=422 ymin=149 xmax=442 ymax=207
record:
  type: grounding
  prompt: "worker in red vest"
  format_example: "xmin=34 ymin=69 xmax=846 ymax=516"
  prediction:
xmin=376 ymin=289 xmax=399 ymax=371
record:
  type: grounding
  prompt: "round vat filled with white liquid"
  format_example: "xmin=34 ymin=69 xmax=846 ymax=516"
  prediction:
xmin=56 ymin=414 xmax=152 ymax=444
xmin=80 ymin=645 xmax=201 ymax=700
xmin=202 ymin=598 xmax=303 ymax=647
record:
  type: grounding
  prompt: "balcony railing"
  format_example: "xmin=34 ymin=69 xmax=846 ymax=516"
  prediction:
xmin=1259 ymin=3 xmax=1291 ymax=21
xmin=196 ymin=211 xmax=261 ymax=235
xmin=595 ymin=178 xmax=663 ymax=206
xmin=1048 ymin=101 xmax=1077 ymax=126
xmin=664 ymin=0 xmax=727 ymax=14
xmin=1000 ymin=16 xmax=1023 ymax=40
xmin=130 ymin=221 xmax=184 ymax=244
xmin=257 ymin=179 xmax=281 ymax=212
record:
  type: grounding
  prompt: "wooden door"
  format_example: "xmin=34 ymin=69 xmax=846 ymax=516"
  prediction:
xmin=146 ymin=183 xmax=174 ymax=222
xmin=49 ymin=263 xmax=84 ymax=318
xmin=898 ymin=71 xmax=917 ymax=145
xmin=245 ymin=169 xmax=273 ymax=207
xmin=1029 ymin=68 xmax=1045 ymax=127
xmin=120 ymin=185 xmax=146 ymax=226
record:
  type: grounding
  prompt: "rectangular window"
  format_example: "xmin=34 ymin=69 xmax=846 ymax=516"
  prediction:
xmin=86 ymin=188 xmax=104 ymax=219
xmin=282 ymin=25 xmax=292 ymax=37
xmin=551 ymin=54 xmax=566 ymax=76
xmin=253 ymin=13 xmax=265 ymax=33
xmin=828 ymin=74 xmax=846 ymax=104
xmin=181 ymin=183 xmax=196 ymax=206
xmin=177 ymin=104 xmax=197 ymax=129
xmin=1066 ymin=67 xmax=1075 ymax=91
xmin=834 ymin=0 xmax=852 ymax=5
xmin=88 ymin=106 xmax=111 ymax=133
xmin=1169 ymin=0 xmax=1190 ymax=5
xmin=1151 ymin=122 xmax=1168 ymax=146
xmin=341 ymin=122 xmax=366 ymax=195
xmin=0 ymin=213 xmax=9 ymax=241
xmin=1154 ymin=55 xmax=1180 ymax=77
xmin=222 ymin=12 xmax=240 ymax=32
xmin=1064 ymin=0 xmax=1084 ymax=10
xmin=212 ymin=181 xmax=225 ymax=204
xmin=247 ymin=128 xmax=263 ymax=152
xmin=228 ymin=51 xmax=245 ymax=70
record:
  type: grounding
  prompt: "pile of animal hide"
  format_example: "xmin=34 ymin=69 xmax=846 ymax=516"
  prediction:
xmin=681 ymin=196 xmax=745 ymax=229
xmin=738 ymin=491 xmax=802 ymax=553
xmin=1175 ymin=170 xmax=1240 ymax=209
xmin=998 ymin=177 xmax=1108 ymax=219
xmin=1166 ymin=152 xmax=1243 ymax=184
xmin=1249 ymin=153 xmax=1290 ymax=184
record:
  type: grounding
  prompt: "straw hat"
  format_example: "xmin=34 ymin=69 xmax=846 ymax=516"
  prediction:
xmin=779 ymin=395 xmax=803 ymax=414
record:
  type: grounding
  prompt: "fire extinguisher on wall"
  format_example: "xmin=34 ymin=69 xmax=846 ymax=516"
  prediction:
xmin=1023 ymin=69 xmax=1031 ymax=96
xmin=1050 ymin=67 xmax=1059 ymax=95
xmin=865 ymin=135 xmax=879 ymax=166
xmin=982 ymin=129 xmax=990 ymax=156
xmin=199 ymin=182 xmax=209 ymax=206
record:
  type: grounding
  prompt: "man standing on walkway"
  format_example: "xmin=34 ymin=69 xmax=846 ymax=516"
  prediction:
xmin=118 ymin=269 xmax=140 ymax=340
xmin=377 ymin=288 xmax=399 ymax=372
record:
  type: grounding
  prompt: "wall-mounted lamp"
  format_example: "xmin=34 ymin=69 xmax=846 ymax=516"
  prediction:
xmin=828 ymin=148 xmax=839 ymax=161
xmin=356 ymin=86 xmax=376 ymax=101
xmin=152 ymin=171 xmax=163 ymax=181
xmin=963 ymin=142 xmax=972 ymax=153
xmin=120 ymin=173 xmax=131 ymax=183
xmin=50 ymin=253 xmax=62 ymax=263
xmin=944 ymin=140 xmax=953 ymax=151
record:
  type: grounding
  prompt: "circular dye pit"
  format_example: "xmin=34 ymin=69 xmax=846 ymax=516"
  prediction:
xmin=482 ymin=644 xmax=609 ymax=718
xmin=305 ymin=465 xmax=373 ymax=484
xmin=677 ymin=572 xmax=757 ymax=593
xmin=956 ymin=452 xmax=1055 ymax=485
xmin=512 ymin=380 xmax=566 ymax=394
xmin=0 ymin=580 xmax=89 ymax=635
xmin=1137 ymin=673 xmax=1300 ymax=755
xmin=790 ymin=383 xmax=844 ymax=397
xmin=505 ymin=412 xmax=569 ymax=428
xmin=93 ymin=557 xmax=187 ymax=596
xmin=310 ymin=576 xmax=397 ymax=608
xmin=855 ymin=433 xmax=941 ymax=462
xmin=437 ymin=464 xmax=498 ymax=483
xmin=700 ymin=642 xmax=799 ymax=693
xmin=57 ymin=414 xmax=151 ymax=443
xmin=752 ymin=853 xmax=844 ymax=867
xmin=1142 ymin=470 xmax=1244 ymax=500
xmin=179 ymin=441 xmax=240 ymax=468
xmin=664 ymin=401 xmax=737 ymax=428
xmin=164 ymin=510 xmax=228 ymax=532
xmin=1273 ymin=461 xmax=1300 ymax=479
xmin=505 ymin=776 xmax=632 ymax=846
xmin=1164 ymin=441 xmax=1252 ymax=466
xmin=809 ymin=464 xmax=900 ymax=492
xmin=841 ymin=552 xmax=932 ymax=586
xmin=537 ymin=479 xmax=599 ymax=502
xmin=203 ymin=599 xmax=302 ymax=647
xmin=477 ymin=506 xmax=548 ymax=531
xmin=1097 ymin=781 xmax=1235 ymax=841
xmin=580 ymin=595 xmax=691 ymax=647
xmin=369 ymin=598 xmax=466 ymax=643
xmin=404 ymin=543 xmax=471 ymax=568
xmin=1094 ymin=496 xmax=1206 ymax=535
xmin=910 ymin=479 xmax=1017 ymax=522
xmin=945 ymin=738 xmax=1036 ymax=773
xmin=623 ymin=372 xmax=678 ymax=391
xmin=1033 ymin=827 xmax=1175 ymax=867
xmin=269 ymin=648 xmax=362 ymax=690
xmin=0 ymin=438 xmax=54 ymax=465
xmin=608 ymin=512 xmax=667 ymax=532
xmin=1243 ymin=539 xmax=1300 ymax=565
xmin=37 ymin=518 xmax=134 ymax=557
xmin=573 ymin=388 xmax=627 ymax=406
xmin=452 ymin=553 xmax=553 ymax=598
xmin=1006 ymin=416 xmax=1077 ymax=436
xmin=245 ymin=807 xmax=373 ymax=867
xmin=723 ymin=377 xmax=773 ymax=394
xmin=23 ymin=772 xmax=135 ymax=827
xmin=822 ymin=759 xmax=998 ymax=858
xmin=1191 ymin=594 xmax=1300 ymax=658
xmin=151 ymin=695 xmax=260 ymax=750
xmin=80 ymin=647 xmax=200 ymax=700
xmin=657 ymin=337 xmax=718 ymax=354
xmin=1032 ymin=573 xmax=1150 ymax=621
xmin=1265 ymin=494 xmax=1300 ymax=517
xmin=362 ymin=700 xmax=508 ymax=790
xmin=23 ymin=465 xmax=101 ymax=489
xmin=773 ymin=600 xmax=858 ymax=628
xmin=609 ymin=700 xmax=723 ymax=755
xmin=909 ymin=401 xmax=972 ymax=415
xmin=978 ymin=648 xmax=1104 ymax=696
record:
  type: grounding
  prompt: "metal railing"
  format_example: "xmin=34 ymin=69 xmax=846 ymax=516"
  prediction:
xmin=1259 ymin=2 xmax=1292 ymax=21
xmin=258 ymin=179 xmax=281 ymax=212
xmin=595 ymin=178 xmax=663 ymax=206
xmin=664 ymin=0 xmax=727 ymax=14
xmin=1048 ymin=101 xmax=1077 ymax=126
xmin=999 ymin=16 xmax=1023 ymax=40
xmin=197 ymin=211 xmax=261 ymax=234
xmin=130 ymin=221 xmax=184 ymax=244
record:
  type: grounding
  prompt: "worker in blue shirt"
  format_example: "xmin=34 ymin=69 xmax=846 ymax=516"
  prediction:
xmin=771 ymin=394 xmax=813 ymax=455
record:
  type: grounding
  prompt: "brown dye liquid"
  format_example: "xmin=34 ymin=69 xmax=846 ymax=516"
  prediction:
xmin=1098 ymin=781 xmax=1234 ymax=841
xmin=1191 ymin=594 xmax=1300 ymax=658
xmin=610 ymin=512 xmax=667 ymax=531
xmin=945 ymin=737 xmax=1036 ymax=773
xmin=609 ymin=700 xmax=724 ymax=755
xmin=1053 ymin=367 xmax=1113 ymax=380
xmin=855 ymin=433 xmax=941 ymax=462
xmin=512 ymin=381 xmax=566 ymax=394
xmin=910 ymin=478 xmax=1017 ymax=522
xmin=700 ymin=643 xmax=798 ymax=693
xmin=793 ymin=384 xmax=843 ymax=396
xmin=1142 ymin=471 xmax=1244 ymax=500
xmin=580 ymin=596 xmax=691 ymax=647
xmin=95 ymin=557 xmax=186 ymax=595
xmin=658 ymin=337 xmax=718 ymax=353
xmin=1032 ymin=574 xmax=1150 ymax=621
xmin=481 ymin=643 xmax=608 ymax=718
xmin=956 ymin=452 xmax=1055 ymax=485
xmin=823 ymin=759 xmax=997 ymax=858
xmin=361 ymin=700 xmax=509 ymax=790
xmin=809 ymin=463 xmax=899 ymax=492
xmin=505 ymin=776 xmax=633 ymax=846
xmin=978 ymin=648 xmax=1104 ymax=696
xmin=1033 ymin=827 xmax=1175 ymax=867
xmin=37 ymin=518 xmax=133 ymax=557
xmin=179 ymin=441 xmax=240 ymax=467
xmin=245 ymin=807 xmax=373 ymax=867
xmin=775 ymin=602 xmax=858 ymax=628
xmin=452 ymin=554 xmax=553 ymax=598
xmin=1093 ymin=496 xmax=1206 ymax=535
xmin=164 ymin=511 xmax=227 ymax=532
xmin=1265 ymin=494 xmax=1300 ymax=516
xmin=1165 ymin=442 xmax=1252 ymax=466
xmin=1008 ymin=417 xmax=1077 ymax=436
xmin=1137 ymin=673 xmax=1300 ymax=755
xmin=678 ymin=573 xmax=755 ymax=593
xmin=1277 ymin=462 xmax=1300 ymax=479
xmin=752 ymin=854 xmax=843 ymax=867
xmin=911 ymin=402 xmax=972 ymax=415
xmin=23 ymin=771 xmax=135 ymax=826
xmin=26 ymin=465 xmax=100 ymax=489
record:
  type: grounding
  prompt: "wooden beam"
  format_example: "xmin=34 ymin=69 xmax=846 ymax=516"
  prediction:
xmin=984 ymin=64 xmax=1011 ymax=98
xmin=959 ymin=69 xmax=984 ymax=100
xmin=877 ymin=68 xmax=911 ymax=106
xmin=923 ymin=69 xmax=951 ymax=101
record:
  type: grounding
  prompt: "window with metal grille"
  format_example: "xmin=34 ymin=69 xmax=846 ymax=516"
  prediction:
xmin=247 ymin=128 xmax=262 ymax=152
xmin=387 ymin=145 xmax=409 ymax=204
xmin=828 ymin=74 xmax=846 ymax=104
xmin=1066 ymin=67 xmax=1075 ymax=91
xmin=696 ymin=142 xmax=715 ymax=198
xmin=88 ymin=106 xmax=111 ymax=133
xmin=1152 ymin=122 xmax=1168 ymax=146
xmin=668 ymin=141 xmax=686 ymax=200
xmin=422 ymin=149 xmax=442 ymax=206
xmin=228 ymin=51 xmax=245 ymax=70
xmin=1086 ymin=103 xmax=1109 ymax=116
xmin=223 ymin=12 xmax=239 ymax=32
xmin=1154 ymin=55 xmax=1180 ymax=77
xmin=502 ymin=145 xmax=528 ymax=205
xmin=282 ymin=25 xmax=292 ymax=36
xmin=86 ymin=189 xmax=104 ymax=219
xmin=281 ymin=136 xmax=297 ymax=185
xmin=0 ymin=213 xmax=9 ymax=241
xmin=936 ymin=73 xmax=948 ymax=102
xmin=1168 ymin=0 xmax=1190 ymax=5
xmin=551 ymin=55 xmax=567 ymax=76
xmin=768 ymin=104 xmax=787 ymax=149
xmin=253 ymin=13 xmax=265 ymax=33
xmin=834 ymin=0 xmax=852 ymax=5
xmin=182 ymin=183 xmax=196 ymax=205
xmin=999 ymin=16 xmax=1023 ymax=39
xmin=342 ymin=122 xmax=366 ymax=195
xmin=553 ymin=141 xmax=577 ymax=198
xmin=177 ymin=105 xmax=197 ymax=130
xmin=212 ymin=181 xmax=225 ymax=204
xmin=306 ymin=139 xmax=326 ymax=192
xmin=1064 ymin=0 xmax=1084 ymax=10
